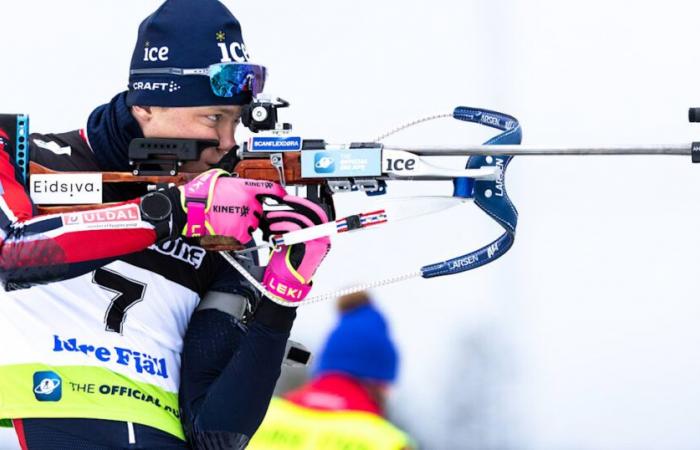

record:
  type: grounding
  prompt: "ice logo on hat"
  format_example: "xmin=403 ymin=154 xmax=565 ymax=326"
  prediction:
xmin=314 ymin=153 xmax=336 ymax=174
xmin=33 ymin=371 xmax=62 ymax=401
xmin=217 ymin=41 xmax=250 ymax=63
xmin=216 ymin=28 xmax=250 ymax=63
xmin=143 ymin=42 xmax=170 ymax=62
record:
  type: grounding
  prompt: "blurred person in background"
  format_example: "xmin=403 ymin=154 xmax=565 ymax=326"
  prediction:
xmin=248 ymin=291 xmax=414 ymax=450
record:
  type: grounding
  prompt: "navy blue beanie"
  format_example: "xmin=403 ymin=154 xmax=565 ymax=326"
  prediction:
xmin=126 ymin=0 xmax=252 ymax=107
xmin=316 ymin=300 xmax=399 ymax=383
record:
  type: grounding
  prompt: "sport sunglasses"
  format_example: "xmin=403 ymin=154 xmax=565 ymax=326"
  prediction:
xmin=130 ymin=62 xmax=267 ymax=97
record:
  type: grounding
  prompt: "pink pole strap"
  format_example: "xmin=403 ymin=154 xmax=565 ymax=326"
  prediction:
xmin=183 ymin=169 xmax=226 ymax=237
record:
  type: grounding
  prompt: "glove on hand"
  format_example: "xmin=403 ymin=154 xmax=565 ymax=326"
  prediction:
xmin=179 ymin=169 xmax=286 ymax=244
xmin=261 ymin=195 xmax=331 ymax=303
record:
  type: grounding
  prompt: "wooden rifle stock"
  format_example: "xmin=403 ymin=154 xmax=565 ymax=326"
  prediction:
xmin=233 ymin=153 xmax=314 ymax=185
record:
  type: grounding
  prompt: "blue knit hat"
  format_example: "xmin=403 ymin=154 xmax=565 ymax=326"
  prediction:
xmin=126 ymin=0 xmax=253 ymax=107
xmin=316 ymin=295 xmax=399 ymax=383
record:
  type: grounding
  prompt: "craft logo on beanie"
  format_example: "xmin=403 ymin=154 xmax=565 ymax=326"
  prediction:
xmin=127 ymin=0 xmax=253 ymax=107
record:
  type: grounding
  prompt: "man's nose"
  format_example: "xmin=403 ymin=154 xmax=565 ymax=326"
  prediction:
xmin=218 ymin=137 xmax=235 ymax=153
xmin=217 ymin=124 xmax=237 ymax=153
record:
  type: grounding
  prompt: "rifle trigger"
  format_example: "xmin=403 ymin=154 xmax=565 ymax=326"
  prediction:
xmin=270 ymin=153 xmax=286 ymax=187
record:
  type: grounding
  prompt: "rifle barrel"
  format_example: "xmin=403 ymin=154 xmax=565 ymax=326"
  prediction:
xmin=385 ymin=144 xmax=691 ymax=156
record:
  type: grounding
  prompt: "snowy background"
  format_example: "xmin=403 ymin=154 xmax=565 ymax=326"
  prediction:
xmin=3 ymin=0 xmax=700 ymax=449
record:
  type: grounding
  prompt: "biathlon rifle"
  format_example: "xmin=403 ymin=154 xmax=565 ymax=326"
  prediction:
xmin=7 ymin=100 xmax=700 ymax=305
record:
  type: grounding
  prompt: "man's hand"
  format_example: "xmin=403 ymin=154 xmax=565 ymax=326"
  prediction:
xmin=179 ymin=169 xmax=286 ymax=244
xmin=261 ymin=195 xmax=331 ymax=303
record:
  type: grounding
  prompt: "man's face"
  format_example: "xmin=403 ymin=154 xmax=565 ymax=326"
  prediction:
xmin=134 ymin=105 xmax=243 ymax=173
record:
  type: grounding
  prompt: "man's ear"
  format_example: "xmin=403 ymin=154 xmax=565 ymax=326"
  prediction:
xmin=131 ymin=105 xmax=153 ymax=123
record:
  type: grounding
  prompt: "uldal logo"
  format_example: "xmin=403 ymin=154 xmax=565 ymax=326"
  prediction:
xmin=33 ymin=371 xmax=62 ymax=402
xmin=314 ymin=153 xmax=335 ymax=174
xmin=64 ymin=205 xmax=140 ymax=225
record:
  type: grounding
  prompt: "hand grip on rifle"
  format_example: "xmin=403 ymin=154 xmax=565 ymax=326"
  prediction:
xmin=179 ymin=168 xmax=287 ymax=245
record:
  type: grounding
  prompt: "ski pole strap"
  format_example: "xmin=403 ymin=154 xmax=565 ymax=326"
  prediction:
xmin=420 ymin=107 xmax=521 ymax=278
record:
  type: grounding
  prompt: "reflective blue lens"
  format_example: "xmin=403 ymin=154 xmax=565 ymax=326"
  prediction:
xmin=209 ymin=63 xmax=266 ymax=98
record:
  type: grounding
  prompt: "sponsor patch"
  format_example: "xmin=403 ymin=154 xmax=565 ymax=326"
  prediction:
xmin=243 ymin=180 xmax=275 ymax=189
xmin=149 ymin=238 xmax=206 ymax=269
xmin=131 ymin=81 xmax=181 ymax=93
xmin=30 ymin=173 xmax=102 ymax=205
xmin=33 ymin=371 xmax=62 ymax=401
xmin=61 ymin=204 xmax=141 ymax=230
xmin=301 ymin=147 xmax=382 ymax=178
xmin=249 ymin=136 xmax=303 ymax=152
xmin=314 ymin=153 xmax=335 ymax=173
xmin=212 ymin=204 xmax=250 ymax=216
xmin=53 ymin=335 xmax=169 ymax=380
